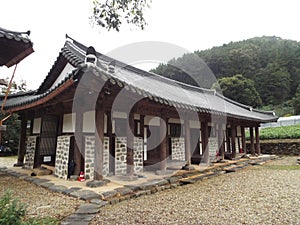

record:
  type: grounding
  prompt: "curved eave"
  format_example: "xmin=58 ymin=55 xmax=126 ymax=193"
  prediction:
xmin=5 ymin=78 xmax=75 ymax=113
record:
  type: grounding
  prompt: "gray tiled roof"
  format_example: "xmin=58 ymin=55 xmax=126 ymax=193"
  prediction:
xmin=0 ymin=27 xmax=33 ymax=67
xmin=2 ymin=37 xmax=278 ymax=123
xmin=0 ymin=27 xmax=31 ymax=44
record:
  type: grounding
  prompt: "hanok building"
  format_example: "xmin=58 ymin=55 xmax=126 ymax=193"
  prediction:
xmin=2 ymin=37 xmax=277 ymax=180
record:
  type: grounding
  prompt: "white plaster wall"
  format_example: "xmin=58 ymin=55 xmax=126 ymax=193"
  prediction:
xmin=63 ymin=113 xmax=75 ymax=133
xmin=83 ymin=110 xmax=95 ymax=133
xmin=32 ymin=118 xmax=41 ymax=134
xmin=144 ymin=116 xmax=160 ymax=126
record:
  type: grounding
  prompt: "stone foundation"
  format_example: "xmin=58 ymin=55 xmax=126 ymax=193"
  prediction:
xmin=55 ymin=135 xmax=72 ymax=180
xmin=85 ymin=136 xmax=95 ymax=180
xmin=24 ymin=136 xmax=38 ymax=169
xmin=84 ymin=136 xmax=110 ymax=180
xmin=171 ymin=137 xmax=185 ymax=161
xmin=103 ymin=137 xmax=110 ymax=177
xmin=115 ymin=137 xmax=127 ymax=176
xmin=134 ymin=137 xmax=143 ymax=173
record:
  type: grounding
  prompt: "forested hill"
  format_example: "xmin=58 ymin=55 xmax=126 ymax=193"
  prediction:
xmin=151 ymin=36 xmax=300 ymax=116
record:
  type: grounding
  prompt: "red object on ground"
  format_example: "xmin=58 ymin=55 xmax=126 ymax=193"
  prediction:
xmin=78 ymin=171 xmax=85 ymax=182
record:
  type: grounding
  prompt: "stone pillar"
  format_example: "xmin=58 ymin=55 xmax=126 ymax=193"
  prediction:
xmin=159 ymin=116 xmax=168 ymax=171
xmin=74 ymin=110 xmax=83 ymax=175
xmin=15 ymin=117 xmax=27 ymax=166
xmin=231 ymin=124 xmax=236 ymax=159
xmin=126 ymin=113 xmax=134 ymax=176
xmin=255 ymin=126 xmax=261 ymax=155
xmin=249 ymin=127 xmax=255 ymax=155
xmin=95 ymin=105 xmax=104 ymax=180
xmin=201 ymin=121 xmax=209 ymax=164
xmin=241 ymin=126 xmax=247 ymax=154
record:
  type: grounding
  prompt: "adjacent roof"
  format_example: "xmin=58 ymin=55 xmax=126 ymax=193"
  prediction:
xmin=0 ymin=27 xmax=34 ymax=67
xmin=1 ymin=36 xmax=278 ymax=123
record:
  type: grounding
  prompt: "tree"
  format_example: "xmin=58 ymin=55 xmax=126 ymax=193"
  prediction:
xmin=255 ymin=63 xmax=291 ymax=105
xmin=90 ymin=0 xmax=151 ymax=31
xmin=213 ymin=74 xmax=262 ymax=107
xmin=293 ymin=84 xmax=300 ymax=114
xmin=1 ymin=79 xmax=28 ymax=153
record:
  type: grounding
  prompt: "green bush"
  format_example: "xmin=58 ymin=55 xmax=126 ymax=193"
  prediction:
xmin=0 ymin=190 xmax=59 ymax=225
xmin=0 ymin=190 xmax=26 ymax=225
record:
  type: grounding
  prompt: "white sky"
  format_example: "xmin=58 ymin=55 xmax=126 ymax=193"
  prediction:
xmin=1 ymin=0 xmax=300 ymax=90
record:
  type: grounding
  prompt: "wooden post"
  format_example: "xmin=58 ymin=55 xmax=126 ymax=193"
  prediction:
xmin=15 ymin=117 xmax=27 ymax=166
xmin=74 ymin=110 xmax=83 ymax=175
xmin=218 ymin=123 xmax=225 ymax=160
xmin=249 ymin=127 xmax=255 ymax=155
xmin=106 ymin=111 xmax=114 ymax=174
xmin=184 ymin=119 xmax=191 ymax=165
xmin=241 ymin=126 xmax=247 ymax=154
xmin=226 ymin=126 xmax=231 ymax=153
xmin=95 ymin=105 xmax=104 ymax=180
xmin=231 ymin=124 xmax=236 ymax=159
xmin=255 ymin=126 xmax=261 ymax=155
xmin=201 ymin=121 xmax=209 ymax=164
xmin=159 ymin=116 xmax=168 ymax=171
xmin=126 ymin=113 xmax=134 ymax=176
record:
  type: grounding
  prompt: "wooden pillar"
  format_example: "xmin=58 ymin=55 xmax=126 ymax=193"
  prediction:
xmin=15 ymin=117 xmax=27 ymax=166
xmin=126 ymin=113 xmax=134 ymax=176
xmin=218 ymin=124 xmax=225 ymax=160
xmin=159 ymin=116 xmax=168 ymax=171
xmin=231 ymin=124 xmax=236 ymax=159
xmin=249 ymin=127 xmax=255 ymax=155
xmin=184 ymin=119 xmax=191 ymax=165
xmin=255 ymin=126 xmax=261 ymax=155
xmin=106 ymin=111 xmax=114 ymax=174
xmin=74 ymin=110 xmax=83 ymax=175
xmin=95 ymin=105 xmax=104 ymax=180
xmin=226 ymin=126 xmax=231 ymax=153
xmin=241 ymin=126 xmax=247 ymax=154
xmin=201 ymin=121 xmax=209 ymax=164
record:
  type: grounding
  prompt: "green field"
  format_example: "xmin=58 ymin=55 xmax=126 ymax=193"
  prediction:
xmin=246 ymin=124 xmax=300 ymax=140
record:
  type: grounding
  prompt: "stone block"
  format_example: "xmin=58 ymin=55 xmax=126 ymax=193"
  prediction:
xmin=71 ymin=190 xmax=101 ymax=201
xmin=100 ymin=190 xmax=118 ymax=200
xmin=86 ymin=179 xmax=110 ymax=188
xmin=76 ymin=203 xmax=102 ymax=214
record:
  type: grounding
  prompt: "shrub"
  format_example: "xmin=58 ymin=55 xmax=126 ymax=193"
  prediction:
xmin=0 ymin=190 xmax=26 ymax=225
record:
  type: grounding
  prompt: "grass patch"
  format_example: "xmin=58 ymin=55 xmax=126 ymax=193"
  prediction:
xmin=262 ymin=165 xmax=300 ymax=170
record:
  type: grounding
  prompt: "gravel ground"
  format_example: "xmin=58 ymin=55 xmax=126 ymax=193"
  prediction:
xmin=0 ymin=170 xmax=85 ymax=222
xmin=91 ymin=156 xmax=300 ymax=225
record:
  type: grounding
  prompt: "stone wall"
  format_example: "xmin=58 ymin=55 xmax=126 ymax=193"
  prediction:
xmin=115 ymin=137 xmax=127 ymax=176
xmin=246 ymin=139 xmax=300 ymax=155
xmin=134 ymin=137 xmax=144 ymax=173
xmin=24 ymin=136 xmax=38 ymax=169
xmin=103 ymin=137 xmax=110 ymax=177
xmin=84 ymin=136 xmax=110 ymax=180
xmin=55 ymin=135 xmax=72 ymax=180
xmin=85 ymin=136 xmax=95 ymax=180
xmin=171 ymin=137 xmax=185 ymax=161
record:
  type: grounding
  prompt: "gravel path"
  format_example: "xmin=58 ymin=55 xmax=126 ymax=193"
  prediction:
xmin=91 ymin=156 xmax=300 ymax=225
xmin=0 ymin=170 xmax=85 ymax=222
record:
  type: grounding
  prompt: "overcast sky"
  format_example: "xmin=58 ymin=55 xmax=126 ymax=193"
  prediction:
xmin=1 ymin=0 xmax=300 ymax=90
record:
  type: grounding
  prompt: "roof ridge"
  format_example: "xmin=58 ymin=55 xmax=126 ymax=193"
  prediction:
xmin=66 ymin=38 xmax=216 ymax=95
